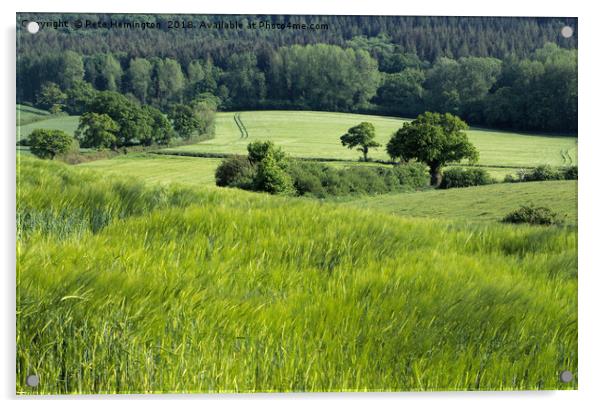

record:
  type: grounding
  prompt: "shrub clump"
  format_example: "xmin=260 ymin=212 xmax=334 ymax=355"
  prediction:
xmin=507 ymin=165 xmax=578 ymax=183
xmin=502 ymin=205 xmax=563 ymax=225
xmin=215 ymin=155 xmax=256 ymax=189
xmin=390 ymin=163 xmax=431 ymax=188
xmin=522 ymin=165 xmax=563 ymax=181
xmin=215 ymin=142 xmax=430 ymax=197
xmin=215 ymin=141 xmax=293 ymax=195
xmin=439 ymin=167 xmax=495 ymax=189
xmin=562 ymin=165 xmax=578 ymax=180
xmin=28 ymin=129 xmax=75 ymax=160
xmin=285 ymin=160 xmax=429 ymax=197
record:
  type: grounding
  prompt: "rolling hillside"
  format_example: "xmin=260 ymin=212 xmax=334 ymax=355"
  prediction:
xmin=17 ymin=157 xmax=578 ymax=393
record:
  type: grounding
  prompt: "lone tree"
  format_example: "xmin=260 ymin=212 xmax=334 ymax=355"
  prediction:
xmin=75 ymin=112 xmax=119 ymax=149
xmin=28 ymin=129 xmax=73 ymax=160
xmin=340 ymin=122 xmax=380 ymax=161
xmin=387 ymin=112 xmax=478 ymax=186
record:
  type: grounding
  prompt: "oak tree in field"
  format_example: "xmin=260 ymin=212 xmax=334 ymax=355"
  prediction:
xmin=340 ymin=122 xmax=380 ymax=162
xmin=75 ymin=112 xmax=119 ymax=149
xmin=28 ymin=129 xmax=74 ymax=160
xmin=387 ymin=112 xmax=478 ymax=186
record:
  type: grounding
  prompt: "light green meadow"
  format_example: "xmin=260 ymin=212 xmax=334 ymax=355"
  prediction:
xmin=344 ymin=180 xmax=577 ymax=225
xmin=164 ymin=111 xmax=577 ymax=168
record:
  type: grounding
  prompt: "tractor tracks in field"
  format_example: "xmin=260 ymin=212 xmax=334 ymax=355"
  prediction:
xmin=234 ymin=113 xmax=249 ymax=139
xmin=560 ymin=148 xmax=574 ymax=166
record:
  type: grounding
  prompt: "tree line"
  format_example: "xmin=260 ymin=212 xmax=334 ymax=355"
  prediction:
xmin=18 ymin=14 xmax=577 ymax=64
xmin=18 ymin=15 xmax=577 ymax=132
xmin=23 ymin=87 xmax=218 ymax=161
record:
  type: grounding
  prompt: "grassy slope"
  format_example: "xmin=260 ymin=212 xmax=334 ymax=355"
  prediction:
xmin=78 ymin=155 xmax=577 ymax=226
xmin=17 ymin=114 xmax=80 ymax=141
xmin=164 ymin=111 xmax=577 ymax=168
xmin=16 ymin=104 xmax=51 ymax=126
xmin=346 ymin=181 xmax=577 ymax=225
xmin=17 ymin=157 xmax=577 ymax=393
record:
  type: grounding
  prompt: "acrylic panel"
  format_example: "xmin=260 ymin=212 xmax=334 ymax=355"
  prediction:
xmin=16 ymin=13 xmax=578 ymax=394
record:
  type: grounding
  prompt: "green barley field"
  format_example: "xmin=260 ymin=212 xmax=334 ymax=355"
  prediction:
xmin=80 ymin=154 xmax=224 ymax=187
xmin=17 ymin=157 xmax=577 ymax=393
xmin=164 ymin=111 xmax=577 ymax=168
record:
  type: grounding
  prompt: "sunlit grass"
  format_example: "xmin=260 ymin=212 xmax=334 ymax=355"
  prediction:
xmin=345 ymin=180 xmax=577 ymax=225
xmin=17 ymin=157 xmax=577 ymax=393
xmin=164 ymin=111 xmax=577 ymax=168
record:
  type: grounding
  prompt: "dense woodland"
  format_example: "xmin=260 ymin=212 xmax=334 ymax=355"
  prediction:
xmin=17 ymin=14 xmax=578 ymax=133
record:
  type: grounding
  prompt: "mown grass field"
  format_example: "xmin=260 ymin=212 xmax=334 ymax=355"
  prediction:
xmin=164 ymin=111 xmax=577 ymax=168
xmin=18 ymin=108 xmax=577 ymax=183
xmin=16 ymin=104 xmax=52 ymax=126
xmin=345 ymin=180 xmax=577 ymax=225
xmin=17 ymin=157 xmax=577 ymax=393
xmin=17 ymin=113 xmax=80 ymax=141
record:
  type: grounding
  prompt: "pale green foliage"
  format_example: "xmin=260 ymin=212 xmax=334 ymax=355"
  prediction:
xmin=36 ymin=82 xmax=67 ymax=114
xmin=57 ymin=51 xmax=85 ymax=90
xmin=85 ymin=54 xmax=123 ymax=91
xmin=269 ymin=44 xmax=380 ymax=111
xmin=155 ymin=58 xmax=185 ymax=102
xmin=127 ymin=58 xmax=153 ymax=103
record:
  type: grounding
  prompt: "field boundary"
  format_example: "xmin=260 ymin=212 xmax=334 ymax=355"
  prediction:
xmin=149 ymin=150 xmax=542 ymax=173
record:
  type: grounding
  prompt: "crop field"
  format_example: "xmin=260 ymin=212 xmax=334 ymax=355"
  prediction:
xmin=16 ymin=104 xmax=52 ymax=125
xmin=17 ymin=157 xmax=577 ymax=393
xmin=164 ymin=111 xmax=577 ymax=168
xmin=17 ymin=113 xmax=80 ymax=141
xmin=73 ymin=109 xmax=576 ymax=193
xmin=345 ymin=180 xmax=577 ymax=225
xmin=79 ymin=154 xmax=223 ymax=187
